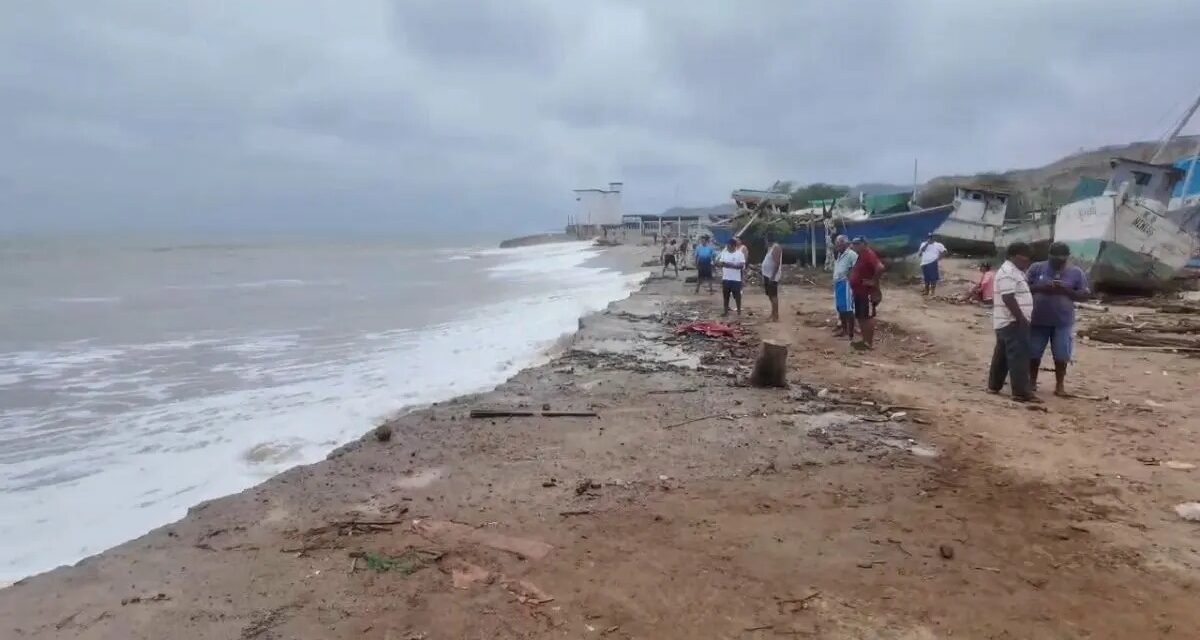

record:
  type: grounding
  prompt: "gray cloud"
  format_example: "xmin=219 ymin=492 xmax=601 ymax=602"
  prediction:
xmin=2 ymin=0 xmax=1199 ymax=234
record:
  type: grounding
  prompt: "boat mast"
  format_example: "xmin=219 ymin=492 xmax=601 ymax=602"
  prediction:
xmin=1151 ymin=88 xmax=1200 ymax=163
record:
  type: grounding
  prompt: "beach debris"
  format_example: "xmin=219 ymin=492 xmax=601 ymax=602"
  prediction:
xmin=750 ymin=340 xmax=789 ymax=388
xmin=1165 ymin=461 xmax=1196 ymax=471
xmin=1145 ymin=399 xmax=1164 ymax=408
xmin=373 ymin=424 xmax=392 ymax=442
xmin=939 ymin=544 xmax=956 ymax=559
xmin=575 ymin=478 xmax=601 ymax=495
xmin=1173 ymin=502 xmax=1200 ymax=522
xmin=559 ymin=509 xmax=594 ymax=517
xmin=469 ymin=409 xmax=598 ymax=419
xmin=674 ymin=321 xmax=739 ymax=338
xmin=411 ymin=519 xmax=553 ymax=560
xmin=120 ymin=593 xmax=170 ymax=606
xmin=350 ymin=548 xmax=441 ymax=575
xmin=663 ymin=413 xmax=723 ymax=429
xmin=502 ymin=578 xmax=555 ymax=605
xmin=542 ymin=477 xmax=558 ymax=488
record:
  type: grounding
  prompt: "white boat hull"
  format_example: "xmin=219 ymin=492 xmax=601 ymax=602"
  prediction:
xmin=1054 ymin=196 xmax=1195 ymax=289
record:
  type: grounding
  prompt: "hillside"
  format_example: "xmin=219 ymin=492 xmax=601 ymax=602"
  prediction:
xmin=661 ymin=136 xmax=1200 ymax=218
xmin=918 ymin=135 xmax=1200 ymax=210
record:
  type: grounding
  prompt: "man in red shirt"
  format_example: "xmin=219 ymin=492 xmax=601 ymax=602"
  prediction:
xmin=848 ymin=236 xmax=884 ymax=349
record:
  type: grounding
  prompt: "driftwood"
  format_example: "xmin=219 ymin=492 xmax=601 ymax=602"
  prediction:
xmin=750 ymin=341 xmax=789 ymax=388
xmin=469 ymin=409 xmax=598 ymax=419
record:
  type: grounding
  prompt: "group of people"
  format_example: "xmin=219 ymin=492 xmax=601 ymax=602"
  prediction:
xmin=830 ymin=235 xmax=886 ymax=350
xmin=684 ymin=234 xmax=783 ymax=322
xmin=988 ymin=241 xmax=1090 ymax=401
xmin=673 ymin=228 xmax=1088 ymax=402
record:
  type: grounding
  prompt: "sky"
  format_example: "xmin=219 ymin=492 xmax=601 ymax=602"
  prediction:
xmin=2 ymin=0 xmax=1200 ymax=234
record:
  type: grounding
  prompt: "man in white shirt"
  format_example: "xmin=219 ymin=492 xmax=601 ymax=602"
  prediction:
xmin=987 ymin=242 xmax=1038 ymax=402
xmin=831 ymin=235 xmax=858 ymax=340
xmin=717 ymin=238 xmax=746 ymax=317
xmin=917 ymin=233 xmax=947 ymax=296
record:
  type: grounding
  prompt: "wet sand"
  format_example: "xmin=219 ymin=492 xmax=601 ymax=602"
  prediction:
xmin=3 ymin=255 xmax=1200 ymax=639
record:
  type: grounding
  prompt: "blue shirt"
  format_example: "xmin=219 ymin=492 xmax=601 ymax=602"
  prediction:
xmin=694 ymin=245 xmax=715 ymax=265
xmin=1026 ymin=261 xmax=1089 ymax=327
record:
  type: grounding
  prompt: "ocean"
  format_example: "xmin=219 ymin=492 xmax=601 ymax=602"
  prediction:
xmin=0 ymin=236 xmax=646 ymax=582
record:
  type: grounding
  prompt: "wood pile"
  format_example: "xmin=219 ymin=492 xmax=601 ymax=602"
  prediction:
xmin=1080 ymin=312 xmax=1200 ymax=353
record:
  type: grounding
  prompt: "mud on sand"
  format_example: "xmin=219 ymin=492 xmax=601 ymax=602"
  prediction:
xmin=3 ymin=259 xmax=1199 ymax=639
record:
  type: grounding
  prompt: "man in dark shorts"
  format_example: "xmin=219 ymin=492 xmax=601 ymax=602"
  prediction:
xmin=761 ymin=233 xmax=783 ymax=322
xmin=693 ymin=235 xmax=716 ymax=294
xmin=661 ymin=239 xmax=679 ymax=277
xmin=717 ymin=238 xmax=746 ymax=316
xmin=848 ymin=236 xmax=884 ymax=349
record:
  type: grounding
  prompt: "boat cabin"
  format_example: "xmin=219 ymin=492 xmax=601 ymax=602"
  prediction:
xmin=1104 ymin=158 xmax=1185 ymax=205
xmin=952 ymin=187 xmax=1010 ymax=225
xmin=731 ymin=189 xmax=791 ymax=214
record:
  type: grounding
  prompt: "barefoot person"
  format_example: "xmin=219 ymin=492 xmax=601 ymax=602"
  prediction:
xmin=717 ymin=238 xmax=746 ymax=317
xmin=831 ymin=235 xmax=857 ymax=340
xmin=917 ymin=233 xmax=947 ymax=296
xmin=761 ymin=233 xmax=783 ymax=322
xmin=1026 ymin=242 xmax=1090 ymax=396
xmin=848 ymin=236 xmax=884 ymax=349
xmin=693 ymin=235 xmax=716 ymax=294
xmin=987 ymin=242 xmax=1038 ymax=402
xmin=661 ymin=239 xmax=679 ymax=277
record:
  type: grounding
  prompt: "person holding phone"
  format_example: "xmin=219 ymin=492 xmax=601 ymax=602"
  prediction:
xmin=1026 ymin=242 xmax=1090 ymax=396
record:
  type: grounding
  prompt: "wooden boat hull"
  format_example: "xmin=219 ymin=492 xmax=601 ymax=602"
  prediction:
xmin=1054 ymin=196 xmax=1195 ymax=290
xmin=710 ymin=205 xmax=953 ymax=263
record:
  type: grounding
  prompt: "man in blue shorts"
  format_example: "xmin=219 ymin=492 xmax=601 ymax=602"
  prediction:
xmin=693 ymin=235 xmax=716 ymax=294
xmin=831 ymin=235 xmax=857 ymax=340
xmin=1026 ymin=242 xmax=1090 ymax=396
xmin=917 ymin=233 xmax=947 ymax=296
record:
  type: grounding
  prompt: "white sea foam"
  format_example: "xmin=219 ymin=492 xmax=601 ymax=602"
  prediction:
xmin=0 ymin=240 xmax=646 ymax=581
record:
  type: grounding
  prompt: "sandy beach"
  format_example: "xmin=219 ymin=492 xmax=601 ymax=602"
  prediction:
xmin=4 ymin=250 xmax=1200 ymax=639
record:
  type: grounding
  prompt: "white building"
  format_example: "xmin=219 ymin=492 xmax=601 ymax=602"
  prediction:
xmin=573 ymin=182 xmax=623 ymax=227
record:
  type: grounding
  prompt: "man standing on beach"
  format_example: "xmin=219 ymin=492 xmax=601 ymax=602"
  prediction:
xmin=661 ymin=239 xmax=679 ymax=277
xmin=694 ymin=235 xmax=716 ymax=294
xmin=1027 ymin=242 xmax=1090 ymax=396
xmin=761 ymin=233 xmax=783 ymax=322
xmin=717 ymin=238 xmax=746 ymax=316
xmin=987 ymin=242 xmax=1038 ymax=402
xmin=917 ymin=233 xmax=947 ymax=296
xmin=832 ymin=235 xmax=857 ymax=340
xmin=848 ymin=236 xmax=884 ymax=349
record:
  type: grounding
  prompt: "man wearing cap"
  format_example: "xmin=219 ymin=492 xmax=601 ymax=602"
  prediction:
xmin=848 ymin=236 xmax=884 ymax=349
xmin=1026 ymin=242 xmax=1090 ymax=396
xmin=917 ymin=233 xmax=947 ymax=296
xmin=693 ymin=235 xmax=716 ymax=294
xmin=831 ymin=235 xmax=858 ymax=340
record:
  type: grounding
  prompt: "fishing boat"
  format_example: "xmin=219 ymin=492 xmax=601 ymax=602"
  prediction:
xmin=933 ymin=187 xmax=1011 ymax=255
xmin=996 ymin=211 xmax=1054 ymax=260
xmin=710 ymin=199 xmax=953 ymax=263
xmin=1054 ymin=158 xmax=1197 ymax=289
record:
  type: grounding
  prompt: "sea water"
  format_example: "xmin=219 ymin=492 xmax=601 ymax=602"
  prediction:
xmin=0 ymin=236 xmax=645 ymax=581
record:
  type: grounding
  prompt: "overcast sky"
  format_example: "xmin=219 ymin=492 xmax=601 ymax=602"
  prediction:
xmin=3 ymin=1 xmax=1199 ymax=234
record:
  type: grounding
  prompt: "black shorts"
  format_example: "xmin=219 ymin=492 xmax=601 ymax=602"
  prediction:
xmin=764 ymin=280 xmax=779 ymax=297
xmin=697 ymin=262 xmax=714 ymax=279
xmin=664 ymin=254 xmax=677 ymax=266
xmin=853 ymin=292 xmax=877 ymax=320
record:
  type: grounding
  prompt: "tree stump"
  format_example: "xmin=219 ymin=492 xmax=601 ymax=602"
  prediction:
xmin=750 ymin=340 xmax=789 ymax=388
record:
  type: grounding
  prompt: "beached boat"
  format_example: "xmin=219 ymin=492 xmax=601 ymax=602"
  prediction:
xmin=996 ymin=212 xmax=1054 ymax=261
xmin=710 ymin=203 xmax=953 ymax=263
xmin=933 ymin=187 xmax=1010 ymax=255
xmin=1054 ymin=158 xmax=1197 ymax=289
